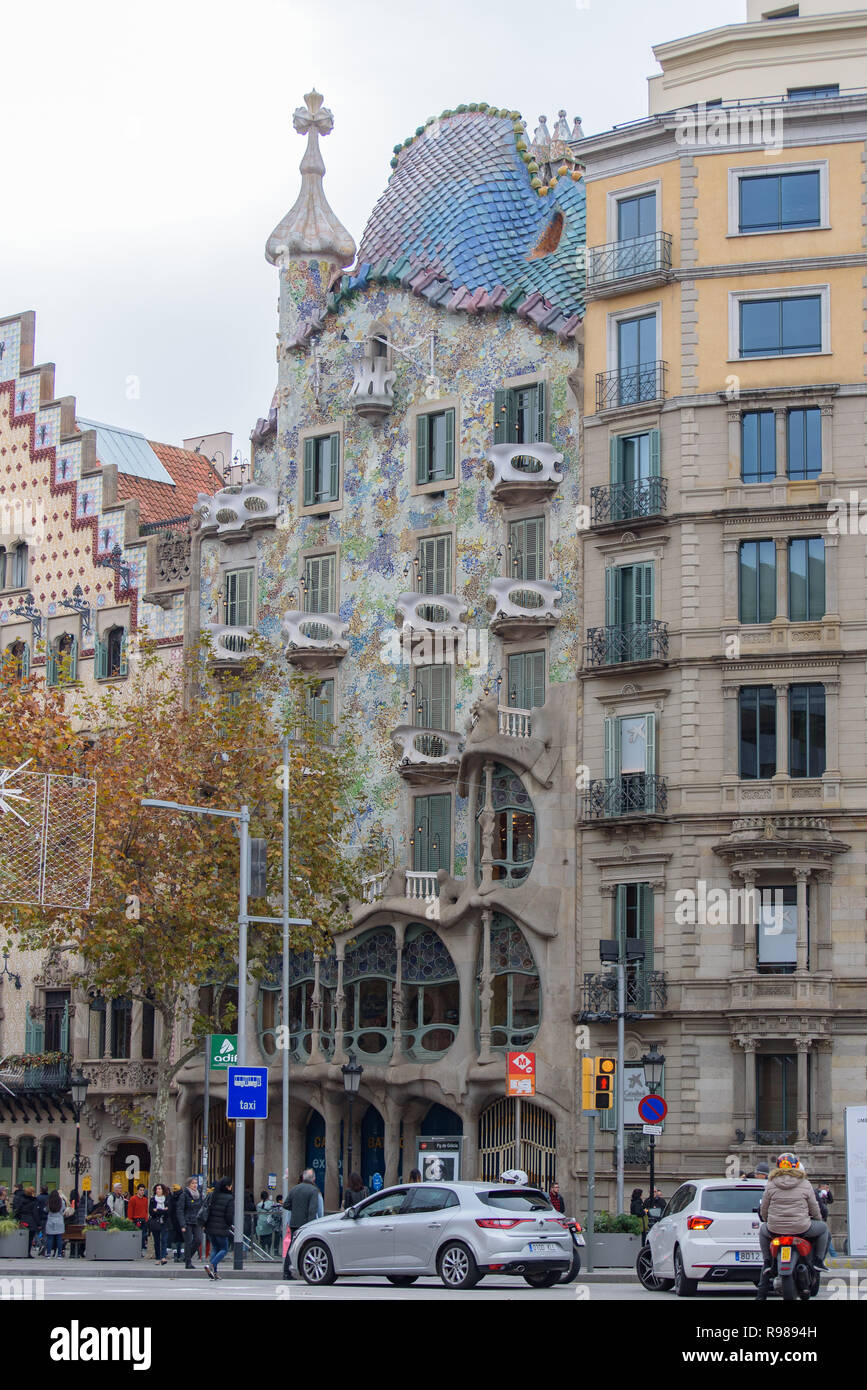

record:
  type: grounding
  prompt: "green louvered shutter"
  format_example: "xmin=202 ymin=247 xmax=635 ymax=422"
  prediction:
xmin=644 ymin=712 xmax=657 ymax=810
xmin=610 ymin=435 xmax=623 ymax=483
xmin=603 ymin=716 xmax=618 ymax=781
xmin=428 ymin=793 xmax=451 ymax=873
xmin=638 ymin=883 xmax=654 ymax=972
xmin=95 ymin=637 xmax=107 ymax=681
xmin=25 ymin=1003 xmax=45 ymax=1054
xmin=605 ymin=567 xmax=618 ymax=627
xmin=119 ymin=634 xmax=129 ymax=677
xmin=494 ymin=389 xmax=509 ymax=443
xmin=534 ymin=381 xmax=547 ymax=444
xmin=416 ymin=414 xmax=429 ymax=484
xmin=443 ymin=408 xmax=455 ymax=480
xmin=60 ymin=1001 xmax=70 ymax=1054
xmin=47 ymin=647 xmax=57 ymax=687
xmin=648 ymin=429 xmax=661 ymax=477
xmin=509 ymin=517 xmax=544 ymax=581
xmin=328 ymin=433 xmax=340 ymax=501
xmin=21 ymin=644 xmax=30 ymax=679
xmin=68 ymin=637 xmax=78 ymax=684
xmin=303 ymin=438 xmax=316 ymax=507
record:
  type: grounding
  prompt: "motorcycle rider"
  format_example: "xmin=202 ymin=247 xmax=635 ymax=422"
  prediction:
xmin=755 ymin=1152 xmax=829 ymax=1299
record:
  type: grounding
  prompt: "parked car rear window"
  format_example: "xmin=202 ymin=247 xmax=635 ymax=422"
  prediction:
xmin=477 ymin=1189 xmax=552 ymax=1212
xmin=700 ymin=1187 xmax=764 ymax=1214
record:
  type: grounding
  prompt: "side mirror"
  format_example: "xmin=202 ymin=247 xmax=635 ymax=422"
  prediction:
xmin=343 ymin=1206 xmax=357 ymax=1219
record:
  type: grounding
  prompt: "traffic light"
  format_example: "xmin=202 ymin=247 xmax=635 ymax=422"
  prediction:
xmin=581 ymin=1057 xmax=595 ymax=1111
xmin=594 ymin=1057 xmax=616 ymax=1110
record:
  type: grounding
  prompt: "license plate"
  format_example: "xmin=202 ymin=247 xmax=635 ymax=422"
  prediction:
xmin=574 ymin=1234 xmax=586 ymax=1246
xmin=734 ymin=1251 xmax=762 ymax=1263
xmin=780 ymin=1247 xmax=792 ymax=1263
xmin=528 ymin=1242 xmax=557 ymax=1251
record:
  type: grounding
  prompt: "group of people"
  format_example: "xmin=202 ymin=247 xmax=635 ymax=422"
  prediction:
xmin=0 ymin=1183 xmax=76 ymax=1256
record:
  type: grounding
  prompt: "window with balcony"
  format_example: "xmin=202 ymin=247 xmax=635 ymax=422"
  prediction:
xmin=616 ymin=882 xmax=654 ymax=1006
xmin=756 ymin=1053 xmax=799 ymax=1145
xmin=507 ymin=650 xmax=545 ymax=710
xmin=738 ymin=171 xmax=821 ymax=233
xmin=757 ymin=886 xmax=798 ymax=973
xmin=788 ymin=538 xmax=824 ymax=621
xmin=604 ymin=562 xmax=655 ymax=662
xmin=260 ymin=951 xmax=336 ymax=1060
xmin=224 ymin=568 xmax=254 ymax=627
xmin=741 ymin=411 xmax=776 ymax=484
xmin=608 ymin=430 xmax=662 ymax=520
xmin=303 ymin=553 xmax=337 ymax=614
xmin=787 ymin=407 xmax=822 ymax=480
xmin=493 ymin=382 xmax=547 ymax=449
xmin=412 ymin=663 xmax=451 ymax=739
xmin=475 ymin=762 xmax=536 ymax=888
xmin=95 ymin=625 xmax=128 ymax=680
xmin=612 ymin=191 xmax=659 ymax=277
xmin=302 ymin=432 xmax=340 ymax=507
xmin=477 ymin=914 xmax=540 ymax=1051
xmin=507 ymin=516 xmax=546 ymax=608
xmin=47 ymin=632 xmax=78 ymax=687
xmin=416 ymin=409 xmax=455 ymax=485
xmin=616 ymin=313 xmax=659 ymax=405
xmin=738 ymin=293 xmax=823 ymax=358
xmin=412 ymin=793 xmax=451 ymax=876
xmin=594 ymin=712 xmax=662 ymax=815
xmin=789 ymin=684 xmax=825 ymax=778
xmin=110 ymin=997 xmax=132 ymax=1059
xmin=44 ymin=991 xmax=70 ymax=1053
xmin=739 ymin=686 xmax=776 ymax=779
xmin=739 ymin=540 xmax=776 ymax=623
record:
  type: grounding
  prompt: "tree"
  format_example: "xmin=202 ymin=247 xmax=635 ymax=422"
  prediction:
xmin=3 ymin=640 xmax=365 ymax=1178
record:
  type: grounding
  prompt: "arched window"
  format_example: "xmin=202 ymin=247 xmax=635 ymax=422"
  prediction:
xmin=48 ymin=632 xmax=77 ymax=687
xmin=0 ymin=547 xmax=6 ymax=589
xmin=5 ymin=639 xmax=29 ymax=681
xmin=258 ymin=951 xmax=337 ymax=1061
xmin=475 ymin=763 xmax=536 ymax=887
xmin=343 ymin=928 xmax=397 ymax=1060
xmin=402 ymin=924 xmax=459 ymax=1059
xmin=11 ymin=544 xmax=27 ymax=589
xmin=42 ymin=1137 xmax=61 ymax=1189
xmin=476 ymin=913 xmax=540 ymax=1050
xmin=96 ymin=625 xmax=128 ymax=680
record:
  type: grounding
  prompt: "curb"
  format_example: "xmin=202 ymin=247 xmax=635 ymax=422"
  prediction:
xmin=0 ymin=1259 xmax=639 ymax=1284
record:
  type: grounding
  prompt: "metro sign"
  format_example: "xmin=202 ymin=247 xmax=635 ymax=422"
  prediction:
xmin=506 ymin=1050 xmax=536 ymax=1097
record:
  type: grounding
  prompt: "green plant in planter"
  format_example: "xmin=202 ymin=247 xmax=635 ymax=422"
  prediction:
xmin=107 ymin=1215 xmax=137 ymax=1232
xmin=0 ymin=1217 xmax=22 ymax=1238
xmin=594 ymin=1210 xmax=643 ymax=1235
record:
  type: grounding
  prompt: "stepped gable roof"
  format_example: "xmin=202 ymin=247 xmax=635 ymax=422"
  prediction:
xmin=312 ymin=107 xmax=584 ymax=346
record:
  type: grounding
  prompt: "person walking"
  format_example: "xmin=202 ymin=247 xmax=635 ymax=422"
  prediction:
xmin=34 ymin=1186 xmax=50 ymax=1255
xmin=630 ymin=1188 xmax=649 ymax=1241
xmin=407 ymin=1169 xmax=422 ymax=1184
xmin=814 ymin=1182 xmax=837 ymax=1257
xmin=177 ymin=1177 xmax=202 ymax=1269
xmin=106 ymin=1183 xmax=127 ymax=1220
xmin=255 ymin=1190 xmax=278 ymax=1255
xmin=282 ymin=1169 xmax=321 ymax=1279
xmin=168 ymin=1184 xmax=184 ymax=1262
xmin=548 ymin=1181 xmax=565 ymax=1213
xmin=44 ymin=1189 xmax=66 ymax=1258
xmin=342 ymin=1172 xmax=369 ymax=1210
xmin=203 ymin=1178 xmax=234 ymax=1281
xmin=17 ymin=1185 xmax=39 ymax=1255
xmin=127 ymin=1183 xmax=149 ymax=1256
xmin=149 ymin=1184 xmax=171 ymax=1265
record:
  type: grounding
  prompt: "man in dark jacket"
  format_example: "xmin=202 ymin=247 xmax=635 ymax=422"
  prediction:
xmin=178 ymin=1177 xmax=203 ymax=1269
xmin=203 ymin=1178 xmax=234 ymax=1282
xmin=282 ymin=1170 xmax=320 ymax=1279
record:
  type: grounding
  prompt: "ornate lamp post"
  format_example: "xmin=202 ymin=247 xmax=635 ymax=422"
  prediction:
xmin=640 ymin=1044 xmax=665 ymax=1212
xmin=341 ymin=1053 xmax=363 ymax=1190
xmin=69 ymin=1070 xmax=90 ymax=1214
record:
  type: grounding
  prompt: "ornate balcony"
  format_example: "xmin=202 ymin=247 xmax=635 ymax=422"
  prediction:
xmin=584 ymin=774 xmax=668 ymax=819
xmin=590 ymin=478 xmax=667 ymax=529
xmin=578 ymin=970 xmax=667 ymax=1020
xmin=348 ymin=359 xmax=396 ymax=422
xmin=585 ymin=620 xmax=669 ymax=668
xmin=194 ymin=484 xmax=279 ymax=542
xmin=360 ymin=870 xmax=390 ymax=903
xmin=392 ymin=725 xmax=463 ymax=783
xmin=396 ymin=593 xmax=468 ymax=656
xmin=207 ymin=624 xmax=254 ymax=665
xmin=595 ymin=361 xmax=667 ymax=413
xmin=487 ymin=578 xmax=561 ymax=641
xmin=405 ymin=870 xmax=440 ymax=901
xmin=282 ymin=611 xmax=349 ymax=671
xmin=585 ymin=232 xmax=673 ymax=298
xmin=0 ymin=1054 xmax=71 ymax=1094
xmin=82 ymin=1060 xmax=159 ymax=1094
xmin=488 ymin=442 xmax=565 ymax=507
xmin=498 ymin=705 xmax=533 ymax=739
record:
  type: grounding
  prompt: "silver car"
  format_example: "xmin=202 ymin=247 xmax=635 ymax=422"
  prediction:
xmin=289 ymin=1181 xmax=574 ymax=1289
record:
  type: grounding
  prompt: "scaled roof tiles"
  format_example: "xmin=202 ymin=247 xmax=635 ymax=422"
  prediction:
xmin=114 ymin=441 xmax=223 ymax=525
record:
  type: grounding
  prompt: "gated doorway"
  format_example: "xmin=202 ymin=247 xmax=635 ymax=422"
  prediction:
xmin=478 ymin=1097 xmax=556 ymax=1187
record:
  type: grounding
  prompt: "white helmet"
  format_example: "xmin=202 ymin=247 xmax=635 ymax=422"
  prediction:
xmin=499 ymin=1169 xmax=529 ymax=1186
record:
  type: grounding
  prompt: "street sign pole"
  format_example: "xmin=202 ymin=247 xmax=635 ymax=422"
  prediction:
xmin=202 ymin=1036 xmax=211 ymax=1195
xmin=232 ymin=808 xmax=250 ymax=1270
xmin=649 ymin=1132 xmax=655 ymax=1204
xmin=586 ymin=1111 xmax=596 ymax=1274
xmin=515 ymin=1095 xmax=522 ymax=1174
xmin=616 ymin=952 xmax=625 ymax=1216
xmin=281 ymin=735 xmax=290 ymax=1210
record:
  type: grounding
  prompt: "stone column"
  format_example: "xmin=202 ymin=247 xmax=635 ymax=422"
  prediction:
xmin=742 ymin=1037 xmax=757 ymax=1141
xmin=774 ymin=538 xmax=787 ymax=621
xmin=35 ymin=1137 xmax=43 ymax=1191
xmin=722 ymin=685 xmax=740 ymax=780
xmin=478 ymin=761 xmax=496 ymax=895
xmin=774 ymin=409 xmax=787 ymax=480
xmin=322 ymin=1096 xmax=343 ymax=1212
xmin=823 ymin=535 xmax=838 ymax=619
xmin=253 ymin=1106 xmax=267 ymax=1197
xmin=823 ymin=678 xmax=840 ymax=776
xmin=773 ymin=684 xmax=788 ymax=779
xmin=649 ymin=878 xmax=665 ymax=973
xmin=383 ymin=1099 xmax=402 ymax=1188
xmin=796 ymin=1039 xmax=811 ymax=1144
xmin=815 ymin=871 xmax=832 ymax=973
xmin=794 ymin=867 xmax=810 ymax=972
xmin=726 ymin=410 xmax=741 ymax=481
xmin=130 ymin=1001 xmax=143 ymax=1062
xmin=10 ymin=1139 xmax=17 ymax=1187
xmin=477 ymin=910 xmax=494 ymax=1064
xmin=819 ymin=403 xmax=834 ymax=480
xmin=309 ymin=958 xmax=323 ymax=1063
xmin=722 ymin=539 xmax=739 ymax=623
xmin=287 ymin=1106 xmax=305 ymax=1188
xmin=332 ymin=951 xmax=346 ymax=1066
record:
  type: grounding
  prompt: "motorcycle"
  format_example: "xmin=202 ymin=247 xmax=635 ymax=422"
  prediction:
xmin=767 ymin=1234 xmax=821 ymax=1302
xmin=559 ymin=1217 xmax=585 ymax=1283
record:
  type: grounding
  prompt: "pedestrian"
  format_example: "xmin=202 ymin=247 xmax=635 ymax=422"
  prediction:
xmin=814 ymin=1182 xmax=837 ymax=1256
xmin=256 ymin=1189 xmax=277 ymax=1255
xmin=342 ymin=1172 xmax=369 ymax=1210
xmin=645 ymin=1187 xmax=666 ymax=1220
xmin=548 ymin=1181 xmax=565 ymax=1213
xmin=203 ymin=1177 xmax=234 ymax=1281
xmin=149 ymin=1183 xmax=171 ymax=1265
xmin=244 ymin=1189 xmax=256 ymax=1243
xmin=630 ymin=1187 xmax=649 ymax=1240
xmin=0 ymin=1185 xmax=8 ymax=1218
xmin=35 ymin=1186 xmax=50 ymax=1254
xmin=17 ymin=1184 xmax=39 ymax=1255
xmin=177 ymin=1177 xmax=203 ymax=1269
xmin=282 ymin=1169 xmax=321 ymax=1279
xmin=44 ymin=1189 xmax=66 ymax=1258
xmin=168 ymin=1184 xmax=184 ymax=1262
xmin=407 ymin=1169 xmax=422 ymax=1184
xmin=127 ymin=1183 xmax=149 ymax=1255
xmin=106 ymin=1183 xmax=127 ymax=1220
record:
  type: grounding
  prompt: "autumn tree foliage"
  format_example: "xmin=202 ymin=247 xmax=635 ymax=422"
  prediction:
xmin=1 ymin=642 xmax=365 ymax=1177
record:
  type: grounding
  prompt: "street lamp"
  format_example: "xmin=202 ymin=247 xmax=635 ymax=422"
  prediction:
xmin=69 ymin=1070 xmax=90 ymax=1217
xmin=641 ymin=1044 xmax=665 ymax=1216
xmin=341 ymin=1054 xmax=363 ymax=1190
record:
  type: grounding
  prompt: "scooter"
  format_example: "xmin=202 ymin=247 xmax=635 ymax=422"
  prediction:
xmin=559 ymin=1217 xmax=586 ymax=1283
xmin=763 ymin=1234 xmax=821 ymax=1302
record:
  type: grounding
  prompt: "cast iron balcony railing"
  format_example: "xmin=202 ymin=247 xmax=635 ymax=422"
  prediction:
xmin=578 ymin=970 xmax=667 ymax=1019
xmin=586 ymin=232 xmax=673 ymax=290
xmin=590 ymin=477 xmax=668 ymax=527
xmin=585 ymin=620 xmax=669 ymax=668
xmin=0 ymin=1054 xmax=72 ymax=1093
xmin=596 ymin=361 xmax=668 ymax=412
xmin=584 ymin=774 xmax=668 ymax=818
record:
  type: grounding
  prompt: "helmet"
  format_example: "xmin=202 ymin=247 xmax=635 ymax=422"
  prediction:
xmin=776 ymin=1152 xmax=802 ymax=1172
xmin=499 ymin=1169 xmax=529 ymax=1186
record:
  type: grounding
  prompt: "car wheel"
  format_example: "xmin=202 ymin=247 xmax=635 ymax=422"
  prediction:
xmin=559 ymin=1250 xmax=582 ymax=1283
xmin=523 ymin=1270 xmax=561 ymax=1288
xmin=298 ymin=1240 xmax=336 ymax=1286
xmin=437 ymin=1241 xmax=481 ymax=1290
xmin=386 ymin=1276 xmax=418 ymax=1286
xmin=673 ymin=1245 xmax=698 ymax=1298
xmin=636 ymin=1243 xmax=674 ymax=1292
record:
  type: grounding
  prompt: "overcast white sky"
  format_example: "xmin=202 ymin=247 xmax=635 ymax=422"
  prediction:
xmin=1 ymin=0 xmax=744 ymax=458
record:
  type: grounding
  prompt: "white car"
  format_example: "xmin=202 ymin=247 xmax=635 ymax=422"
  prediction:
xmin=637 ymin=1178 xmax=766 ymax=1296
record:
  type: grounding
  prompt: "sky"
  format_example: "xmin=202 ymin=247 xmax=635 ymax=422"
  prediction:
xmin=0 ymin=0 xmax=745 ymax=461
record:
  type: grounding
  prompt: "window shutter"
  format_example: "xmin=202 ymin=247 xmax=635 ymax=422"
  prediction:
xmin=644 ymin=712 xmax=657 ymax=807
xmin=416 ymin=414 xmax=429 ymax=484
xmin=443 ymin=409 xmax=455 ymax=480
xmin=615 ymin=884 xmax=627 ymax=949
xmin=648 ymin=429 xmax=661 ymax=477
xmin=25 ymin=1003 xmax=45 ymax=1054
xmin=119 ymin=633 xmax=129 ymax=677
xmin=610 ymin=435 xmax=622 ymax=484
xmin=525 ymin=517 xmax=544 ymax=581
xmin=95 ymin=637 xmax=107 ymax=681
xmin=235 ymin=570 xmax=253 ymax=627
xmin=429 ymin=794 xmax=451 ymax=873
xmin=493 ymin=389 xmax=508 ymax=442
xmin=21 ymin=643 xmax=30 ymax=679
xmin=60 ymin=1001 xmax=70 ymax=1054
xmin=535 ymin=381 xmax=547 ymax=444
xmin=637 ymin=562 xmax=654 ymax=624
xmin=603 ymin=716 xmax=617 ymax=781
xmin=507 ymin=653 xmax=523 ymax=709
xmin=47 ymin=648 xmax=57 ymax=687
xmin=329 ymin=433 xmax=340 ymax=502
xmin=436 ymin=535 xmax=450 ymax=594
xmin=605 ymin=566 xmax=617 ymax=627
xmin=431 ymin=664 xmax=451 ymax=730
xmin=638 ymin=884 xmax=654 ymax=972
xmin=530 ymin=651 xmax=545 ymax=708
xmin=303 ymin=438 xmax=316 ymax=507
xmin=69 ymin=637 xmax=78 ymax=684
xmin=324 ymin=554 xmax=336 ymax=612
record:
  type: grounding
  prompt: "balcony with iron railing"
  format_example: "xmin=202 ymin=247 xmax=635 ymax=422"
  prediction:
xmin=585 ymin=232 xmax=673 ymax=297
xmin=590 ymin=477 xmax=667 ymax=529
xmin=0 ymin=1053 xmax=72 ymax=1093
xmin=595 ymin=361 xmax=667 ymax=414
xmin=577 ymin=970 xmax=668 ymax=1019
xmin=585 ymin=620 xmax=669 ymax=669
xmin=584 ymin=774 xmax=668 ymax=819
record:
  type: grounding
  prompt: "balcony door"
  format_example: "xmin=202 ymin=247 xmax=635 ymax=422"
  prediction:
xmin=605 ymin=563 xmax=653 ymax=662
xmin=616 ymin=192 xmax=656 ymax=276
xmin=617 ymin=314 xmax=657 ymax=405
xmin=603 ymin=712 xmax=658 ymax=813
xmin=615 ymin=883 xmax=654 ymax=1006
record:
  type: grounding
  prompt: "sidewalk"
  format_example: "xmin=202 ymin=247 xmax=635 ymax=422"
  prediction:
xmin=0 ymin=1258 xmax=637 ymax=1283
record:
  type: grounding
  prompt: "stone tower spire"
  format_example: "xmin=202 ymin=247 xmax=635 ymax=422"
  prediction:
xmin=266 ymin=90 xmax=356 ymax=268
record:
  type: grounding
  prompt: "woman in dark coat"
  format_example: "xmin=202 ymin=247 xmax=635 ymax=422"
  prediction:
xmin=630 ymin=1188 xmax=649 ymax=1241
xmin=203 ymin=1178 xmax=234 ymax=1281
xmin=148 ymin=1184 xmax=171 ymax=1265
xmin=17 ymin=1185 xmax=40 ymax=1255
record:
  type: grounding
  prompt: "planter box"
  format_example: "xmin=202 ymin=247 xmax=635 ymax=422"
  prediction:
xmin=85 ymin=1230 xmax=141 ymax=1261
xmin=0 ymin=1229 xmax=29 ymax=1258
xmin=589 ymin=1233 xmax=641 ymax=1268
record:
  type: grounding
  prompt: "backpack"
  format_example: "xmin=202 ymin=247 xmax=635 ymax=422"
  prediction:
xmin=197 ymin=1190 xmax=213 ymax=1229
xmin=267 ymin=1204 xmax=283 ymax=1232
